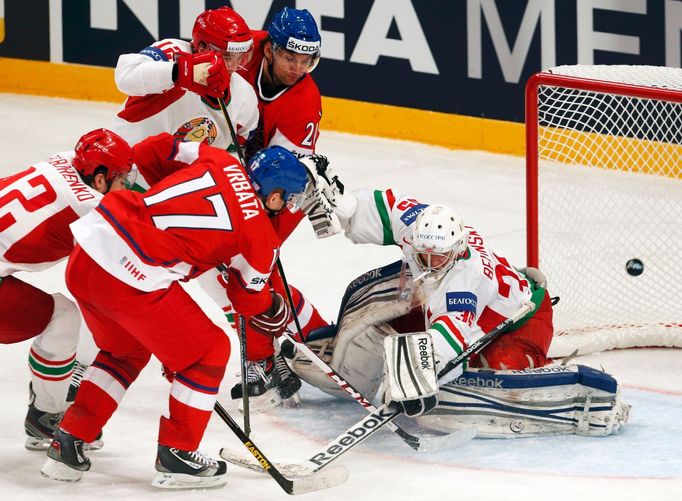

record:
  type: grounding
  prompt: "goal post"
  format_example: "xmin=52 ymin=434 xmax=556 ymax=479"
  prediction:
xmin=525 ymin=65 xmax=682 ymax=357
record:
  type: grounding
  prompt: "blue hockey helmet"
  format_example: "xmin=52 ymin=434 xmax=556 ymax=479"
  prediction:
xmin=248 ymin=146 xmax=309 ymax=212
xmin=267 ymin=7 xmax=321 ymax=70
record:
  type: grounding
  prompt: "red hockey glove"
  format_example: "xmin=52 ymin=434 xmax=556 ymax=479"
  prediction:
xmin=248 ymin=292 xmax=291 ymax=337
xmin=175 ymin=51 xmax=230 ymax=98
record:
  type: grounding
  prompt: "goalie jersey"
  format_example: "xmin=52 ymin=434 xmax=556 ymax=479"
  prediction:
xmin=343 ymin=189 xmax=546 ymax=375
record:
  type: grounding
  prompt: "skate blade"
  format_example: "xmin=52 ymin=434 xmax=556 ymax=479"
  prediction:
xmin=83 ymin=438 xmax=104 ymax=451
xmin=26 ymin=436 xmax=103 ymax=452
xmin=40 ymin=457 xmax=84 ymax=482
xmin=238 ymin=389 xmax=283 ymax=414
xmin=25 ymin=436 xmax=51 ymax=451
xmin=151 ymin=471 xmax=227 ymax=489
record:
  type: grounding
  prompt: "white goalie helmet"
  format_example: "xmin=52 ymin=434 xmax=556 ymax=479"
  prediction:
xmin=410 ymin=205 xmax=469 ymax=280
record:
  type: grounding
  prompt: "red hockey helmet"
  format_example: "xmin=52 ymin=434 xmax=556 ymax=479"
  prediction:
xmin=191 ymin=7 xmax=252 ymax=54
xmin=73 ymin=128 xmax=133 ymax=183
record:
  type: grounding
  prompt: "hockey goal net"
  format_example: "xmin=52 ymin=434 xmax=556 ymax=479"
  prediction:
xmin=526 ymin=65 xmax=682 ymax=357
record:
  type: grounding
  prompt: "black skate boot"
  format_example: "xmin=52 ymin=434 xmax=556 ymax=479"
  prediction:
xmin=40 ymin=429 xmax=91 ymax=482
xmin=152 ymin=445 xmax=227 ymax=489
xmin=230 ymin=354 xmax=301 ymax=412
xmin=24 ymin=383 xmax=63 ymax=451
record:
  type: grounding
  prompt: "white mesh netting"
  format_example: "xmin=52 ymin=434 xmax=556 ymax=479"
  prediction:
xmin=532 ymin=65 xmax=682 ymax=357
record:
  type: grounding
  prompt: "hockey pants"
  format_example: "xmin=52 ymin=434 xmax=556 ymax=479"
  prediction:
xmin=61 ymin=246 xmax=230 ymax=450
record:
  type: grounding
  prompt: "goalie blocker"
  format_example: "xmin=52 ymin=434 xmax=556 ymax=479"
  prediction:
xmin=383 ymin=333 xmax=438 ymax=417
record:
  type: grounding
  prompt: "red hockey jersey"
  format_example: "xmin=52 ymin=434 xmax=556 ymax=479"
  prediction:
xmin=238 ymin=31 xmax=322 ymax=155
xmin=70 ymin=133 xmax=280 ymax=316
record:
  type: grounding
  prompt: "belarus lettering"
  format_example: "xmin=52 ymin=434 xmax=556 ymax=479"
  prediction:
xmin=50 ymin=158 xmax=96 ymax=202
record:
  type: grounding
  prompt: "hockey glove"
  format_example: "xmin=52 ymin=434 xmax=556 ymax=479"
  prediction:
xmin=299 ymin=156 xmax=342 ymax=238
xmin=383 ymin=333 xmax=439 ymax=417
xmin=518 ymin=266 xmax=547 ymax=288
xmin=248 ymin=292 xmax=291 ymax=337
xmin=175 ymin=51 xmax=230 ymax=98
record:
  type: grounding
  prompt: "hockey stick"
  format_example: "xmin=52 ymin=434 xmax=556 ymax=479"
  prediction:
xmin=437 ymin=302 xmax=535 ymax=381
xmin=213 ymin=401 xmax=348 ymax=495
xmin=215 ymin=100 xmax=253 ymax=434
xmin=279 ymin=331 xmax=475 ymax=453
xmin=220 ymin=401 xmax=475 ymax=477
xmin=217 ymin=97 xmax=247 ymax=165
xmin=237 ymin=315 xmax=251 ymax=436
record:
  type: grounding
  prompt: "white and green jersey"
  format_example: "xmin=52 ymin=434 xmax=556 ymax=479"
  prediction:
xmin=344 ymin=189 xmax=545 ymax=380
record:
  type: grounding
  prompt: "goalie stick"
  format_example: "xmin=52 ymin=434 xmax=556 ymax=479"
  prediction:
xmin=220 ymin=402 xmax=476 ymax=477
xmin=436 ymin=302 xmax=535 ymax=381
xmin=213 ymin=402 xmax=348 ymax=495
xmin=279 ymin=331 xmax=475 ymax=452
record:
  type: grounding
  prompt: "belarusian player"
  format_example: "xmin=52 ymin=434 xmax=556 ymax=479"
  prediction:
xmin=0 ymin=129 xmax=134 ymax=450
xmin=111 ymin=5 xmax=258 ymax=184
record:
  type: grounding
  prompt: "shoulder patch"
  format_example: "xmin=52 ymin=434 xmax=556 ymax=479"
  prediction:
xmin=399 ymin=204 xmax=428 ymax=226
xmin=445 ymin=291 xmax=477 ymax=313
xmin=140 ymin=46 xmax=168 ymax=61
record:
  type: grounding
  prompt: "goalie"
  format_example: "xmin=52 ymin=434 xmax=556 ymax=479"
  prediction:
xmin=286 ymin=188 xmax=630 ymax=437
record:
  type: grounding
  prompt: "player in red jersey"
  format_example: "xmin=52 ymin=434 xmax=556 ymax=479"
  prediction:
xmin=239 ymin=6 xmax=322 ymax=160
xmin=40 ymin=133 xmax=310 ymax=490
xmin=0 ymin=129 xmax=134 ymax=450
xmin=211 ymin=8 xmax=334 ymax=411
xmin=111 ymin=6 xmax=258 ymax=181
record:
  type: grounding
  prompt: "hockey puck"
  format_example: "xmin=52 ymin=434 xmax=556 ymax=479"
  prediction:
xmin=625 ymin=258 xmax=644 ymax=276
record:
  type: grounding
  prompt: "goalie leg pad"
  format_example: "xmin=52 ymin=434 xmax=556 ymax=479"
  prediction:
xmin=291 ymin=327 xmax=386 ymax=401
xmin=416 ymin=364 xmax=630 ymax=437
xmin=384 ymin=333 xmax=439 ymax=417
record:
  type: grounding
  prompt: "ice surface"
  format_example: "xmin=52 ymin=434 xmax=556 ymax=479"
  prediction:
xmin=1 ymin=93 xmax=680 ymax=501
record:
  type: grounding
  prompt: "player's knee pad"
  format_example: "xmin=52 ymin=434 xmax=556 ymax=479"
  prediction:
xmin=416 ymin=364 xmax=630 ymax=437
xmin=31 ymin=293 xmax=80 ymax=357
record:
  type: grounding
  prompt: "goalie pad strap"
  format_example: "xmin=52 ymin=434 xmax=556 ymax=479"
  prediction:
xmin=384 ymin=333 xmax=438 ymax=402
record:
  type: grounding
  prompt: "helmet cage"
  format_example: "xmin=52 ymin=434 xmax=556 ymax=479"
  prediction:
xmin=410 ymin=205 xmax=469 ymax=280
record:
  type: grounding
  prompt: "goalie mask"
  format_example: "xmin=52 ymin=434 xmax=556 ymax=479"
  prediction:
xmin=410 ymin=205 xmax=468 ymax=280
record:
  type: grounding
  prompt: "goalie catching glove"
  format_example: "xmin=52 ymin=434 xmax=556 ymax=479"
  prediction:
xmin=248 ymin=292 xmax=291 ymax=337
xmin=299 ymin=155 xmax=342 ymax=238
xmin=383 ymin=333 xmax=439 ymax=417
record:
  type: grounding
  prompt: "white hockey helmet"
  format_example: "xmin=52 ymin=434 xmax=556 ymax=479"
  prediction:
xmin=410 ymin=205 xmax=468 ymax=279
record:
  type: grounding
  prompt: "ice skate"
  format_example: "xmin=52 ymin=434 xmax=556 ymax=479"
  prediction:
xmin=40 ymin=429 xmax=91 ymax=482
xmin=152 ymin=445 xmax=227 ymax=489
xmin=231 ymin=354 xmax=301 ymax=412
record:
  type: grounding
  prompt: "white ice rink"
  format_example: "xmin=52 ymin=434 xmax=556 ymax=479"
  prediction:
xmin=1 ymin=93 xmax=681 ymax=501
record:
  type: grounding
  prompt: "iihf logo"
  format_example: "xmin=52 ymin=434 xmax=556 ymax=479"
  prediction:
xmin=120 ymin=256 xmax=147 ymax=281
